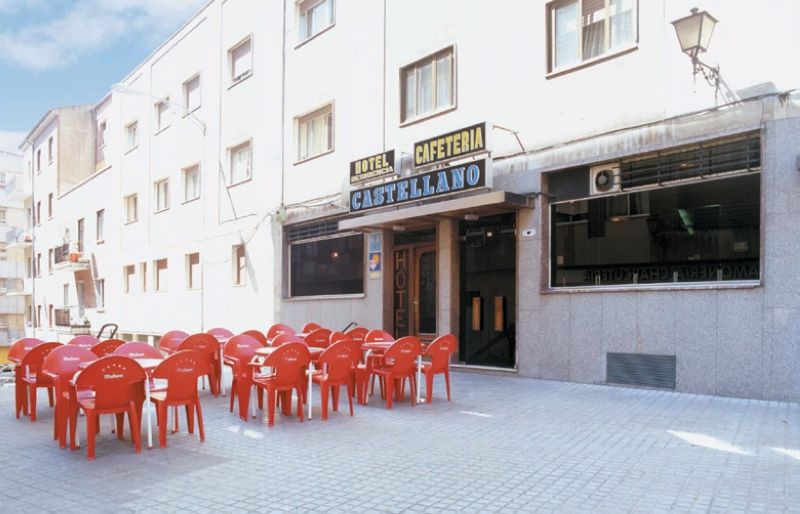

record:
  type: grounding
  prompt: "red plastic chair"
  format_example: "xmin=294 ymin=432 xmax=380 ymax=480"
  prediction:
xmin=177 ymin=334 xmax=219 ymax=396
xmin=20 ymin=342 xmax=62 ymax=421
xmin=150 ymin=350 xmax=211 ymax=448
xmin=359 ymin=329 xmax=394 ymax=401
xmin=271 ymin=333 xmax=304 ymax=347
xmin=41 ymin=345 xmax=96 ymax=449
xmin=329 ymin=331 xmax=348 ymax=344
xmin=266 ymin=323 xmax=295 ymax=340
xmin=74 ymin=356 xmax=146 ymax=460
xmin=158 ymin=330 xmax=189 ymax=354
xmin=90 ymin=339 xmax=125 ymax=358
xmin=113 ymin=342 xmax=163 ymax=359
xmin=8 ymin=338 xmax=44 ymax=418
xmin=346 ymin=326 xmax=368 ymax=343
xmin=364 ymin=329 xmax=394 ymax=343
xmin=207 ymin=327 xmax=234 ymax=339
xmin=370 ymin=336 xmax=422 ymax=409
xmin=253 ymin=342 xmax=310 ymax=427
xmin=312 ymin=340 xmax=358 ymax=420
xmin=304 ymin=328 xmax=332 ymax=348
xmin=301 ymin=322 xmax=322 ymax=333
xmin=224 ymin=335 xmax=265 ymax=420
xmin=421 ymin=334 xmax=457 ymax=403
xmin=241 ymin=330 xmax=268 ymax=346
xmin=68 ymin=335 xmax=99 ymax=350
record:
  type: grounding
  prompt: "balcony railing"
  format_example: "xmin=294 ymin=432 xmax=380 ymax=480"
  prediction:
xmin=54 ymin=306 xmax=88 ymax=328
xmin=5 ymin=227 xmax=33 ymax=248
xmin=53 ymin=244 xmax=71 ymax=265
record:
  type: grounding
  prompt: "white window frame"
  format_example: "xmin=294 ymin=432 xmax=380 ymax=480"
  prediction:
xmin=296 ymin=104 xmax=334 ymax=162
xmin=123 ymin=265 xmax=135 ymax=294
xmin=140 ymin=262 xmax=147 ymax=292
xmin=155 ymin=258 xmax=168 ymax=292
xmin=156 ymin=98 xmax=171 ymax=132
xmin=124 ymin=194 xmax=138 ymax=223
xmin=547 ymin=0 xmax=639 ymax=74
xmin=125 ymin=121 xmax=138 ymax=151
xmin=229 ymin=36 xmax=253 ymax=85
xmin=183 ymin=74 xmax=201 ymax=113
xmin=154 ymin=178 xmax=170 ymax=213
xmin=228 ymin=141 xmax=252 ymax=186
xmin=400 ymin=47 xmax=456 ymax=124
xmin=183 ymin=164 xmax=201 ymax=202
xmin=298 ymin=0 xmax=335 ymax=43
xmin=97 ymin=120 xmax=107 ymax=149
xmin=186 ymin=252 xmax=201 ymax=289
xmin=96 ymin=209 xmax=105 ymax=242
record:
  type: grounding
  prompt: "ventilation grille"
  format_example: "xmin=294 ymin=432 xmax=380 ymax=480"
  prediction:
xmin=606 ymin=352 xmax=676 ymax=389
xmin=620 ymin=133 xmax=760 ymax=190
xmin=286 ymin=220 xmax=338 ymax=242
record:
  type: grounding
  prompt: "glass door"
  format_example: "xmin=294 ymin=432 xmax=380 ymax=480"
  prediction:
xmin=414 ymin=246 xmax=437 ymax=340
xmin=393 ymin=241 xmax=437 ymax=340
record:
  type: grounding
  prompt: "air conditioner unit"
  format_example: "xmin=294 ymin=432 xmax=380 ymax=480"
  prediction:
xmin=590 ymin=163 xmax=621 ymax=195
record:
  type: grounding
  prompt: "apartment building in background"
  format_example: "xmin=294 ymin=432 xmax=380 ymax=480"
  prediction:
xmin=19 ymin=0 xmax=800 ymax=401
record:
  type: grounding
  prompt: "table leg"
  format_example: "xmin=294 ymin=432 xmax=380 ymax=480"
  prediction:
xmin=307 ymin=362 xmax=314 ymax=420
xmin=417 ymin=355 xmax=423 ymax=404
xmin=145 ymin=375 xmax=153 ymax=449
xmin=219 ymin=346 xmax=226 ymax=396
xmin=363 ymin=350 xmax=372 ymax=405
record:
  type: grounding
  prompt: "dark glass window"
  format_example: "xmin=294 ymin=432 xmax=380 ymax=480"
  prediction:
xmin=290 ymin=234 xmax=364 ymax=296
xmin=551 ymin=174 xmax=760 ymax=287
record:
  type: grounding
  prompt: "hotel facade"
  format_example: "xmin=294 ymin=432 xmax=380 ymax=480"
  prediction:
xmin=18 ymin=0 xmax=800 ymax=400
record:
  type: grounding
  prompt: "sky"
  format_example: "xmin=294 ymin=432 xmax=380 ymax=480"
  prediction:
xmin=0 ymin=0 xmax=208 ymax=156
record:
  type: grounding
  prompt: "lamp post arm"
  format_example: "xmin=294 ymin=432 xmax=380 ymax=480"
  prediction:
xmin=693 ymin=57 xmax=740 ymax=105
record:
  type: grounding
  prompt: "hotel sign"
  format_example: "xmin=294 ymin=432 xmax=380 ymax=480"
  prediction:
xmin=350 ymin=150 xmax=395 ymax=184
xmin=350 ymin=159 xmax=486 ymax=213
xmin=414 ymin=122 xmax=486 ymax=167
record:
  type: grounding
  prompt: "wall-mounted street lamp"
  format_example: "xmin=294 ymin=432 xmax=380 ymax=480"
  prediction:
xmin=671 ymin=8 xmax=737 ymax=105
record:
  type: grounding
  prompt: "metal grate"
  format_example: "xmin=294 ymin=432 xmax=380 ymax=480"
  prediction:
xmin=285 ymin=220 xmax=339 ymax=242
xmin=606 ymin=352 xmax=676 ymax=389
xmin=620 ymin=133 xmax=760 ymax=189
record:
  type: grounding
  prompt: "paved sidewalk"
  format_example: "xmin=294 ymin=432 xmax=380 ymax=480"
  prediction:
xmin=1 ymin=372 xmax=798 ymax=513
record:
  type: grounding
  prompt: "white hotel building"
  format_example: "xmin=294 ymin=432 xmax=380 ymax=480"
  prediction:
xmin=19 ymin=0 xmax=800 ymax=400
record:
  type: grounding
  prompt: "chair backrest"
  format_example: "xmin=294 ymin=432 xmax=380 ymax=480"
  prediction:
xmin=177 ymin=333 xmax=219 ymax=357
xmin=42 ymin=345 xmax=96 ymax=389
xmin=271 ymin=333 xmax=304 ymax=347
xmin=318 ymin=340 xmax=357 ymax=382
xmin=301 ymin=322 xmax=322 ymax=333
xmin=329 ymin=331 xmax=348 ymax=344
xmin=241 ymin=330 xmax=268 ymax=346
xmin=345 ymin=326 xmax=368 ymax=343
xmin=153 ymin=350 xmax=211 ymax=402
xmin=424 ymin=334 xmax=457 ymax=372
xmin=21 ymin=342 xmax=63 ymax=379
xmin=90 ymin=339 xmax=125 ymax=358
xmin=113 ymin=342 xmax=162 ymax=359
xmin=68 ymin=335 xmax=100 ymax=350
xmin=7 ymin=338 xmax=44 ymax=362
xmin=159 ymin=330 xmax=190 ymax=353
xmin=223 ymin=335 xmax=264 ymax=373
xmin=75 ymin=356 xmax=146 ymax=410
xmin=338 ymin=337 xmax=363 ymax=365
xmin=304 ymin=328 xmax=332 ymax=348
xmin=207 ymin=327 xmax=234 ymax=339
xmin=266 ymin=323 xmax=295 ymax=340
xmin=385 ymin=336 xmax=422 ymax=375
xmin=365 ymin=329 xmax=394 ymax=343
xmin=264 ymin=342 xmax=310 ymax=388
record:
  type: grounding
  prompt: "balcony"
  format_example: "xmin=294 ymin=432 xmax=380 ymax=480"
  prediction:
xmin=54 ymin=306 xmax=90 ymax=330
xmin=53 ymin=243 xmax=90 ymax=272
xmin=6 ymin=227 xmax=33 ymax=249
xmin=5 ymin=174 xmax=31 ymax=202
xmin=7 ymin=278 xmax=32 ymax=297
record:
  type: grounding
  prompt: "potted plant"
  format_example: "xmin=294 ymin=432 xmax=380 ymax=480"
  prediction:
xmin=68 ymin=242 xmax=81 ymax=262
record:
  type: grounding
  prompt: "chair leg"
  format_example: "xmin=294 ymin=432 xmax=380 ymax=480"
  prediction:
xmin=280 ymin=390 xmax=292 ymax=416
xmin=69 ymin=397 xmax=79 ymax=450
xmin=195 ymin=399 xmax=205 ymax=443
xmin=115 ymin=413 xmax=125 ymax=440
xmin=185 ymin=404 xmax=194 ymax=434
xmin=157 ymin=402 xmax=168 ymax=448
xmin=28 ymin=384 xmax=37 ymax=422
xmin=425 ymin=370 xmax=434 ymax=404
xmin=385 ymin=376 xmax=394 ymax=410
xmin=320 ymin=383 xmax=329 ymax=420
xmin=410 ymin=374 xmax=417 ymax=407
xmin=396 ymin=378 xmax=404 ymax=402
xmin=444 ymin=369 xmax=451 ymax=401
xmin=346 ymin=381 xmax=354 ymax=417
xmin=238 ymin=379 xmax=251 ymax=421
xmin=229 ymin=377 xmax=237 ymax=413
xmin=296 ymin=387 xmax=304 ymax=423
xmin=47 ymin=387 xmax=54 ymax=407
xmin=86 ymin=410 xmax=96 ymax=460
xmin=129 ymin=405 xmax=141 ymax=454
xmin=331 ymin=385 xmax=340 ymax=412
xmin=267 ymin=389 xmax=276 ymax=427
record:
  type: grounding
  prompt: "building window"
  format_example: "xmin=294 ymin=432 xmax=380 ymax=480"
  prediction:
xmin=48 ymin=193 xmax=53 ymax=219
xmin=186 ymin=253 xmax=200 ymax=289
xmin=548 ymin=0 xmax=637 ymax=72
xmin=155 ymin=258 xmax=168 ymax=291
xmin=297 ymin=105 xmax=333 ymax=161
xmin=183 ymin=164 xmax=200 ymax=202
xmin=0 ymin=208 xmax=5 ymax=224
xmin=299 ymin=0 xmax=334 ymax=42
xmin=124 ymin=194 xmax=138 ymax=223
xmin=36 ymin=306 xmax=41 ymax=328
xmin=77 ymin=218 xmax=84 ymax=253
xmin=96 ymin=209 xmax=104 ymax=241
xmin=48 ymin=305 xmax=53 ymax=328
xmin=48 ymin=136 xmax=54 ymax=162
xmin=124 ymin=265 xmax=135 ymax=293
xmin=36 ymin=253 xmax=41 ymax=278
xmin=229 ymin=141 xmax=252 ymax=185
xmin=36 ymin=149 xmax=41 ymax=172
xmin=229 ymin=37 xmax=253 ymax=84
xmin=290 ymin=233 xmax=364 ymax=297
xmin=401 ymin=47 xmax=454 ymax=123
xmin=35 ymin=202 xmax=41 ymax=226
xmin=0 ymin=249 xmax=6 ymax=261
xmin=140 ymin=262 xmax=147 ymax=292
xmin=154 ymin=179 xmax=170 ymax=212
xmin=126 ymin=121 xmax=138 ymax=151
xmin=550 ymin=174 xmax=760 ymax=288
xmin=97 ymin=120 xmax=107 ymax=148
xmin=48 ymin=249 xmax=53 ymax=274
xmin=232 ymin=245 xmax=246 ymax=286
xmin=96 ymin=279 xmax=105 ymax=309
xmin=184 ymin=75 xmax=201 ymax=112
xmin=156 ymin=99 xmax=170 ymax=132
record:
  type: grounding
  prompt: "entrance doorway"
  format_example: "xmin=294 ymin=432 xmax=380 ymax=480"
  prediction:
xmin=393 ymin=228 xmax=437 ymax=341
xmin=459 ymin=213 xmax=516 ymax=368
